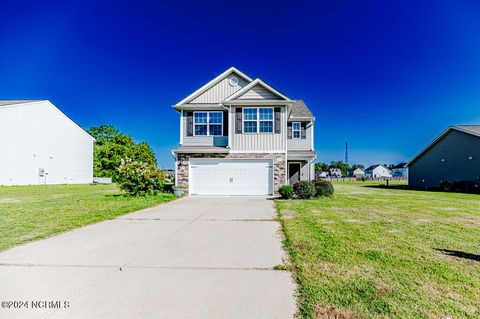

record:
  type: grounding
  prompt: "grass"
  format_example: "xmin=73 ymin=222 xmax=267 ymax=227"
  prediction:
xmin=276 ymin=181 xmax=480 ymax=319
xmin=0 ymin=184 xmax=175 ymax=252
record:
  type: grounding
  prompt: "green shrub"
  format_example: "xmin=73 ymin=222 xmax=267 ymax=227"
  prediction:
xmin=163 ymin=182 xmax=174 ymax=193
xmin=117 ymin=158 xmax=166 ymax=196
xmin=313 ymin=179 xmax=334 ymax=197
xmin=278 ymin=185 xmax=294 ymax=199
xmin=293 ymin=181 xmax=316 ymax=199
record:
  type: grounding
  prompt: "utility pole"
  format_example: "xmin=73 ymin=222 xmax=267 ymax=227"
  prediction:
xmin=345 ymin=142 xmax=349 ymax=165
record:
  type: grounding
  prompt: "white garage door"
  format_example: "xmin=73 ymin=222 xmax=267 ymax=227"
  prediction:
xmin=189 ymin=158 xmax=273 ymax=196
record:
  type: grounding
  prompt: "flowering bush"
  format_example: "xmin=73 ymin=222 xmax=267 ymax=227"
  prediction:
xmin=117 ymin=158 xmax=166 ymax=196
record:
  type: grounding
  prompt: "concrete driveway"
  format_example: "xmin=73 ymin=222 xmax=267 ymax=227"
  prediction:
xmin=0 ymin=196 xmax=296 ymax=319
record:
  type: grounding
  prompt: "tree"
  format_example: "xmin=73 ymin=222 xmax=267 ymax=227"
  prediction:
xmin=87 ymin=125 xmax=157 ymax=180
xmin=351 ymin=164 xmax=365 ymax=170
xmin=315 ymin=162 xmax=328 ymax=173
xmin=87 ymin=125 xmax=120 ymax=146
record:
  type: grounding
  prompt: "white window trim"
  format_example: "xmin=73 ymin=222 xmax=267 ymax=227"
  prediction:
xmin=292 ymin=121 xmax=301 ymax=139
xmin=193 ymin=111 xmax=223 ymax=136
xmin=242 ymin=107 xmax=274 ymax=134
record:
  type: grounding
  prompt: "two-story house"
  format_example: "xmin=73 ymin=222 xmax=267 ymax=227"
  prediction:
xmin=172 ymin=67 xmax=316 ymax=196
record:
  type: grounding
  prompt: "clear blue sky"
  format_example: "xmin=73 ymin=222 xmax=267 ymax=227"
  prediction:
xmin=1 ymin=0 xmax=480 ymax=169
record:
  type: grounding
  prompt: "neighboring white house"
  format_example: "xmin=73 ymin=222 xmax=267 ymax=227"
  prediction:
xmin=351 ymin=167 xmax=365 ymax=178
xmin=172 ymin=67 xmax=316 ymax=196
xmin=0 ymin=100 xmax=94 ymax=185
xmin=316 ymin=171 xmax=328 ymax=178
xmin=391 ymin=163 xmax=408 ymax=177
xmin=328 ymin=168 xmax=342 ymax=177
xmin=364 ymin=164 xmax=392 ymax=178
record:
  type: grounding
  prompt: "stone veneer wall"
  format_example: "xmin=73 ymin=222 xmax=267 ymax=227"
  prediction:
xmin=176 ymin=153 xmax=286 ymax=196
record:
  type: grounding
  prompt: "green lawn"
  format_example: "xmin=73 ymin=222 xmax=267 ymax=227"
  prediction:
xmin=0 ymin=184 xmax=175 ymax=252
xmin=276 ymin=182 xmax=480 ymax=319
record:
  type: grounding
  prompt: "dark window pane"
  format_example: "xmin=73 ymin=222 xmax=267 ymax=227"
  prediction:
xmin=243 ymin=108 xmax=257 ymax=121
xmin=209 ymin=124 xmax=222 ymax=136
xmin=194 ymin=112 xmax=207 ymax=124
xmin=260 ymin=121 xmax=273 ymax=133
xmin=259 ymin=108 xmax=273 ymax=120
xmin=244 ymin=121 xmax=257 ymax=133
xmin=195 ymin=124 xmax=207 ymax=135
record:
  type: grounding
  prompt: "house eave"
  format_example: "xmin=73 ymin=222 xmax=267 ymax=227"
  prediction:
xmin=173 ymin=103 xmax=226 ymax=111
xmin=173 ymin=146 xmax=230 ymax=154
xmin=223 ymin=100 xmax=294 ymax=106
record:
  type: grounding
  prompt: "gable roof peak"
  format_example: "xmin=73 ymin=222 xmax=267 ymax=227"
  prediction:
xmin=174 ymin=67 xmax=253 ymax=107
xmin=224 ymin=77 xmax=291 ymax=102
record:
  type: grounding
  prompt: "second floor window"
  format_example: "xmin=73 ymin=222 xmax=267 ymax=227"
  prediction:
xmin=194 ymin=111 xmax=223 ymax=136
xmin=243 ymin=107 xmax=273 ymax=133
xmin=292 ymin=122 xmax=301 ymax=139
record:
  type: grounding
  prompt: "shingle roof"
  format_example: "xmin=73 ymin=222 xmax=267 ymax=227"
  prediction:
xmin=365 ymin=164 xmax=384 ymax=171
xmin=290 ymin=100 xmax=313 ymax=118
xmin=0 ymin=100 xmax=43 ymax=107
xmin=454 ymin=125 xmax=480 ymax=136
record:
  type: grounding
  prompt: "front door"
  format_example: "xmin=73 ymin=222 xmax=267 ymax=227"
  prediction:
xmin=288 ymin=163 xmax=301 ymax=185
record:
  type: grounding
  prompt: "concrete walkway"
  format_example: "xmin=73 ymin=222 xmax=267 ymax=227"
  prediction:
xmin=0 ymin=197 xmax=296 ymax=319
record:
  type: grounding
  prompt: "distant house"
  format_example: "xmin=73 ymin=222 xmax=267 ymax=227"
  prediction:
xmin=328 ymin=168 xmax=342 ymax=177
xmin=162 ymin=169 xmax=175 ymax=181
xmin=351 ymin=168 xmax=365 ymax=178
xmin=0 ymin=100 xmax=94 ymax=185
xmin=391 ymin=163 xmax=408 ymax=177
xmin=407 ymin=125 xmax=480 ymax=189
xmin=316 ymin=171 xmax=328 ymax=178
xmin=365 ymin=165 xmax=392 ymax=178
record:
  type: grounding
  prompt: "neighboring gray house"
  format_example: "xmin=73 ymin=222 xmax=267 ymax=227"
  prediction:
xmin=407 ymin=125 xmax=480 ymax=188
xmin=172 ymin=67 xmax=316 ymax=195
xmin=391 ymin=163 xmax=408 ymax=177
xmin=365 ymin=164 xmax=392 ymax=178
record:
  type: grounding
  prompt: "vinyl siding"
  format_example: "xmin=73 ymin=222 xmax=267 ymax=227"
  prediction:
xmin=409 ymin=130 xmax=480 ymax=188
xmin=234 ymin=84 xmax=282 ymax=100
xmin=190 ymin=75 xmax=249 ymax=104
xmin=0 ymin=101 xmax=93 ymax=185
xmin=230 ymin=106 xmax=286 ymax=151
xmin=287 ymin=122 xmax=313 ymax=150
xmin=181 ymin=112 xmax=228 ymax=146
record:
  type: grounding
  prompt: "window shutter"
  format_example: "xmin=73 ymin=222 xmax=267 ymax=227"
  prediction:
xmin=301 ymin=123 xmax=306 ymax=139
xmin=287 ymin=122 xmax=292 ymax=139
xmin=223 ymin=111 xmax=228 ymax=136
xmin=186 ymin=111 xmax=193 ymax=136
xmin=274 ymin=107 xmax=281 ymax=134
xmin=235 ymin=108 xmax=242 ymax=134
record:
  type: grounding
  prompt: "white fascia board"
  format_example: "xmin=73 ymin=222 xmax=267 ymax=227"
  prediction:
xmin=173 ymin=104 xmax=226 ymax=110
xmin=223 ymin=100 xmax=294 ymax=106
xmin=224 ymin=78 xmax=292 ymax=102
xmin=288 ymin=116 xmax=315 ymax=121
xmin=174 ymin=67 xmax=253 ymax=106
xmin=229 ymin=150 xmax=286 ymax=154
